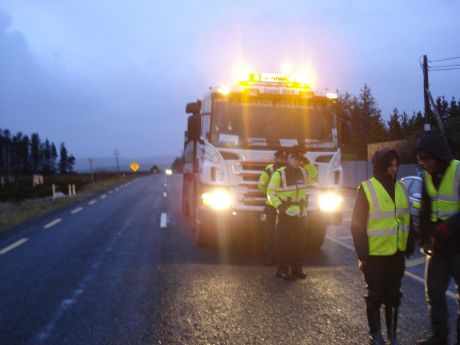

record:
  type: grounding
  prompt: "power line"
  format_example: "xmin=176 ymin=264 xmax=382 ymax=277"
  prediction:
xmin=429 ymin=67 xmax=460 ymax=71
xmin=430 ymin=64 xmax=460 ymax=68
xmin=430 ymin=56 xmax=460 ymax=62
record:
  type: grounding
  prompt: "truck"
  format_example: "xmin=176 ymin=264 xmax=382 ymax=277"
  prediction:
xmin=182 ymin=71 xmax=349 ymax=250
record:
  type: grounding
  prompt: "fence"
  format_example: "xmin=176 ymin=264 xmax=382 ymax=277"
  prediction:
xmin=342 ymin=161 xmax=423 ymax=190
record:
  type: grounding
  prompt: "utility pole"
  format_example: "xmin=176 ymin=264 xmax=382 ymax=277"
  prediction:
xmin=114 ymin=149 xmax=120 ymax=173
xmin=423 ymin=55 xmax=431 ymax=132
xmin=88 ymin=158 xmax=95 ymax=183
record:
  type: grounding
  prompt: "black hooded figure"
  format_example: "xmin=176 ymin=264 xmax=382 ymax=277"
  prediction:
xmin=415 ymin=135 xmax=460 ymax=345
xmin=351 ymin=148 xmax=414 ymax=345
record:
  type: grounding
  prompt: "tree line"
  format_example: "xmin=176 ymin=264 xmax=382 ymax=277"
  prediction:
xmin=340 ymin=84 xmax=460 ymax=160
xmin=0 ymin=129 xmax=75 ymax=175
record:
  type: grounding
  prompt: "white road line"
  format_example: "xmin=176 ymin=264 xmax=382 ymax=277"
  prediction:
xmin=100 ymin=194 xmax=107 ymax=199
xmin=44 ymin=218 xmax=62 ymax=229
xmin=406 ymin=256 xmax=426 ymax=268
xmin=326 ymin=235 xmax=355 ymax=250
xmin=326 ymin=235 xmax=457 ymax=300
xmin=108 ymin=190 xmax=113 ymax=194
xmin=115 ymin=187 xmax=120 ymax=191
xmin=337 ymin=235 xmax=353 ymax=240
xmin=164 ymin=183 xmax=167 ymax=187
xmin=163 ymin=192 xmax=167 ymax=197
xmin=70 ymin=207 xmax=83 ymax=214
xmin=0 ymin=238 xmax=28 ymax=255
xmin=88 ymin=199 xmax=97 ymax=205
xmin=160 ymin=213 xmax=167 ymax=228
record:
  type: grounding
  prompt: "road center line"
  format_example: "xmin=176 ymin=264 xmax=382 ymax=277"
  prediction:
xmin=163 ymin=192 xmax=167 ymax=197
xmin=70 ymin=207 xmax=83 ymax=214
xmin=88 ymin=199 xmax=97 ymax=205
xmin=44 ymin=218 xmax=62 ymax=229
xmin=100 ymin=194 xmax=107 ymax=199
xmin=0 ymin=238 xmax=28 ymax=255
xmin=325 ymin=235 xmax=456 ymax=299
xmin=406 ymin=256 xmax=426 ymax=268
xmin=160 ymin=213 xmax=167 ymax=228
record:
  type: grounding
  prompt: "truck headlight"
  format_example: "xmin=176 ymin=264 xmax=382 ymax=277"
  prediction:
xmin=201 ymin=189 xmax=232 ymax=210
xmin=319 ymin=191 xmax=343 ymax=212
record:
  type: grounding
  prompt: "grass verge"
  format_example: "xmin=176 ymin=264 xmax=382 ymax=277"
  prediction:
xmin=0 ymin=177 xmax=135 ymax=234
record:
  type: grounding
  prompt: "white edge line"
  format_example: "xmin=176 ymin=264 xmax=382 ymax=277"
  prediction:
xmin=160 ymin=213 xmax=167 ymax=228
xmin=44 ymin=218 xmax=62 ymax=229
xmin=70 ymin=207 xmax=83 ymax=214
xmin=325 ymin=236 xmax=457 ymax=299
xmin=0 ymin=238 xmax=28 ymax=255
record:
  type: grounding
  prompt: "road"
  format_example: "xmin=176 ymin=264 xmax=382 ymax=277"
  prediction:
xmin=0 ymin=174 xmax=458 ymax=345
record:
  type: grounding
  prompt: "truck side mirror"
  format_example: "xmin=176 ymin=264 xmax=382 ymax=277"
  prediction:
xmin=186 ymin=101 xmax=201 ymax=115
xmin=187 ymin=114 xmax=201 ymax=141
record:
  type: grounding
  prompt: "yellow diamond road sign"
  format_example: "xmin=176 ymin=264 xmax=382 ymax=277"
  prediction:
xmin=130 ymin=161 xmax=140 ymax=172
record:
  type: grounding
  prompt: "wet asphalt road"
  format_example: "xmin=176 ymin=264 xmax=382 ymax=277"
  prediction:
xmin=0 ymin=174 xmax=458 ymax=345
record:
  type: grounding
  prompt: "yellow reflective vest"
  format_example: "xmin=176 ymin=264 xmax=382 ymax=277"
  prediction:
xmin=304 ymin=162 xmax=319 ymax=184
xmin=259 ymin=163 xmax=285 ymax=206
xmin=361 ymin=177 xmax=410 ymax=256
xmin=424 ymin=159 xmax=460 ymax=222
xmin=267 ymin=166 xmax=308 ymax=217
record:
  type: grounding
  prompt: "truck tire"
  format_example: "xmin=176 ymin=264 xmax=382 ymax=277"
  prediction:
xmin=306 ymin=217 xmax=327 ymax=253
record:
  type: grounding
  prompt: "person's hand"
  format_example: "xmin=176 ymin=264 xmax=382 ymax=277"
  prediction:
xmin=278 ymin=203 xmax=287 ymax=214
xmin=420 ymin=243 xmax=435 ymax=256
xmin=433 ymin=222 xmax=450 ymax=239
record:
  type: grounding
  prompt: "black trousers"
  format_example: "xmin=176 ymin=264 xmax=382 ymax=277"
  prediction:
xmin=362 ymin=252 xmax=405 ymax=310
xmin=425 ymin=253 xmax=460 ymax=335
xmin=264 ymin=204 xmax=277 ymax=260
xmin=276 ymin=214 xmax=306 ymax=274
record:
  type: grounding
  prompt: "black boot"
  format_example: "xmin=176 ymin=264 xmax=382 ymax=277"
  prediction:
xmin=416 ymin=331 xmax=448 ymax=345
xmin=385 ymin=305 xmax=399 ymax=345
xmin=367 ymin=306 xmax=385 ymax=345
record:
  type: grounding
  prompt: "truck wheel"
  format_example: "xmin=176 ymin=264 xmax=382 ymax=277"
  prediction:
xmin=306 ymin=219 xmax=326 ymax=253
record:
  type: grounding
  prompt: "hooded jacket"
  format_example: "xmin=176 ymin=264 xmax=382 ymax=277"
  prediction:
xmin=351 ymin=148 xmax=414 ymax=260
xmin=416 ymin=135 xmax=460 ymax=253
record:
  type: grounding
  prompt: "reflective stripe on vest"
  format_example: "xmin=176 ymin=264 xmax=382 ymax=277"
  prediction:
xmin=362 ymin=178 xmax=410 ymax=256
xmin=424 ymin=160 xmax=460 ymax=222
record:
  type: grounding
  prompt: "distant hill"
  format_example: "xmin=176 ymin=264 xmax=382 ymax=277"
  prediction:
xmin=74 ymin=155 xmax=176 ymax=172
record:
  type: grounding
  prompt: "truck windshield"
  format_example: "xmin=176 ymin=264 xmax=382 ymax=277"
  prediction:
xmin=211 ymin=96 xmax=335 ymax=149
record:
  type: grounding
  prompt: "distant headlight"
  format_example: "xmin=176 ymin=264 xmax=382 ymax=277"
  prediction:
xmin=202 ymin=189 xmax=232 ymax=211
xmin=319 ymin=191 xmax=343 ymax=212
xmin=165 ymin=169 xmax=173 ymax=175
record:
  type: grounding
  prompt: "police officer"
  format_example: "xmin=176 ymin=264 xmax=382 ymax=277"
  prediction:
xmin=351 ymin=148 xmax=413 ymax=345
xmin=415 ymin=135 xmax=460 ymax=345
xmin=268 ymin=149 xmax=309 ymax=279
xmin=258 ymin=148 xmax=287 ymax=265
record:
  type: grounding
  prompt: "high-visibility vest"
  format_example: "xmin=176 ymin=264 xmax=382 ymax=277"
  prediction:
xmin=303 ymin=163 xmax=319 ymax=184
xmin=424 ymin=159 xmax=460 ymax=222
xmin=361 ymin=177 xmax=410 ymax=256
xmin=267 ymin=166 xmax=308 ymax=217
xmin=258 ymin=163 xmax=285 ymax=205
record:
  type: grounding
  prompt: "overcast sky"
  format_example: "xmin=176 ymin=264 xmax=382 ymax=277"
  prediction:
xmin=1 ymin=0 xmax=459 ymax=159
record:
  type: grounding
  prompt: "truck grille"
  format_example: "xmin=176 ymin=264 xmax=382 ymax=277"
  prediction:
xmin=234 ymin=161 xmax=270 ymax=208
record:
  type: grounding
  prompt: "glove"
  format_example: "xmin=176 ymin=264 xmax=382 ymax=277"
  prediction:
xmin=420 ymin=243 xmax=435 ymax=256
xmin=433 ymin=222 xmax=450 ymax=239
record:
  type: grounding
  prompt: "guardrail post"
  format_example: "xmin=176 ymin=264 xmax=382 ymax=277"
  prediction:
xmin=52 ymin=184 xmax=56 ymax=199
xmin=72 ymin=184 xmax=76 ymax=196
